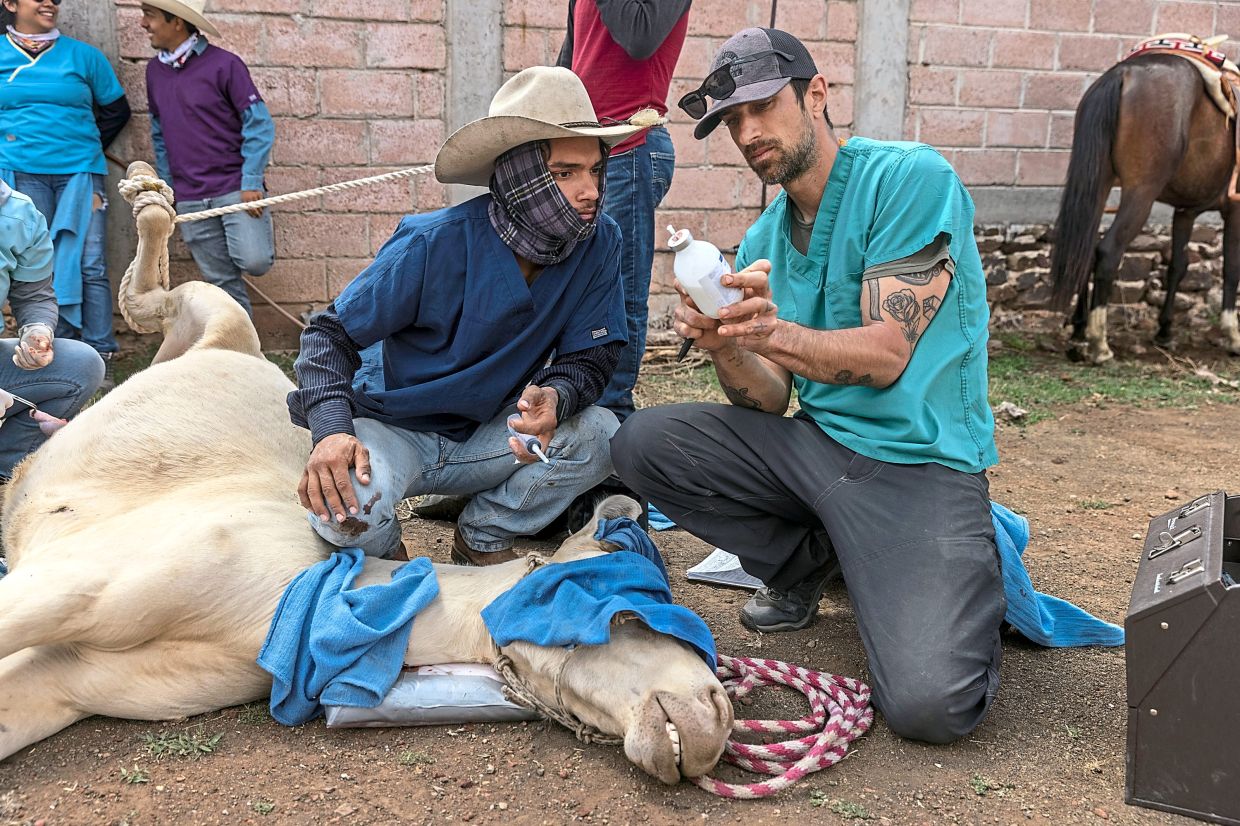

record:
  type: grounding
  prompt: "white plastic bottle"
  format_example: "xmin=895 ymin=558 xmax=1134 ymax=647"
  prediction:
xmin=667 ymin=226 xmax=742 ymax=318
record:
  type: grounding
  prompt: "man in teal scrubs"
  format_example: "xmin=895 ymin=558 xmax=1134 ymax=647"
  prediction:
xmin=612 ymin=28 xmax=1004 ymax=744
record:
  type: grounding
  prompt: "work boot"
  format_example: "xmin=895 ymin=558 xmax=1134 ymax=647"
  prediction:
xmin=450 ymin=525 xmax=518 ymax=567
xmin=409 ymin=493 xmax=470 ymax=522
xmin=99 ymin=352 xmax=117 ymax=394
xmin=739 ymin=556 xmax=842 ymax=633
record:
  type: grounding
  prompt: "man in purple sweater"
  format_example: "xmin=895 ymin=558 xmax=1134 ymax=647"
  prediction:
xmin=139 ymin=0 xmax=276 ymax=316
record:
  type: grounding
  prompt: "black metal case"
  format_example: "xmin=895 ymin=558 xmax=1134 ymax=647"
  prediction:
xmin=1126 ymin=491 xmax=1240 ymax=824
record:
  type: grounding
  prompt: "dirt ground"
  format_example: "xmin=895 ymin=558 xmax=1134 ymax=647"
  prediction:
xmin=0 ymin=377 xmax=1234 ymax=824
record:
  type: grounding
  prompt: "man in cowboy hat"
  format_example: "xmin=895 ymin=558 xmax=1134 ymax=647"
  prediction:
xmin=612 ymin=28 xmax=1003 ymax=745
xmin=288 ymin=66 xmax=655 ymax=565
xmin=138 ymin=0 xmax=275 ymax=316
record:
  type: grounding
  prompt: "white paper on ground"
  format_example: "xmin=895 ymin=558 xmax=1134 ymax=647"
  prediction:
xmin=685 ymin=548 xmax=764 ymax=591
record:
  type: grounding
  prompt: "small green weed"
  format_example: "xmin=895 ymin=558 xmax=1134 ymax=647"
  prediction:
xmin=1078 ymin=499 xmax=1111 ymax=510
xmin=1065 ymin=723 xmax=1084 ymax=739
xmin=236 ymin=701 xmax=271 ymax=725
xmin=809 ymin=790 xmax=873 ymax=818
xmin=142 ymin=726 xmax=224 ymax=760
xmin=398 ymin=749 xmax=435 ymax=766
xmin=969 ymin=774 xmax=1013 ymax=796
xmin=252 ymin=799 xmax=276 ymax=816
xmin=119 ymin=765 xmax=149 ymax=785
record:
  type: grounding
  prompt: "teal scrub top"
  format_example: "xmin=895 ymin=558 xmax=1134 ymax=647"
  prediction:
xmin=0 ymin=35 xmax=124 ymax=175
xmin=0 ymin=183 xmax=53 ymax=303
xmin=737 ymin=137 xmax=997 ymax=473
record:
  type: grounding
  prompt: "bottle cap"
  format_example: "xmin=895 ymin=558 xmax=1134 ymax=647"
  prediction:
xmin=666 ymin=225 xmax=693 ymax=252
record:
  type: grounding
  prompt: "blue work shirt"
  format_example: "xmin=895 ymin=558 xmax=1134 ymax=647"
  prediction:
xmin=738 ymin=137 xmax=997 ymax=473
xmin=335 ymin=195 xmax=627 ymax=441
xmin=0 ymin=35 xmax=124 ymax=175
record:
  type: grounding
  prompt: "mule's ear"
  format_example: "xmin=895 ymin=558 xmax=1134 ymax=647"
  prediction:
xmin=593 ymin=494 xmax=641 ymax=524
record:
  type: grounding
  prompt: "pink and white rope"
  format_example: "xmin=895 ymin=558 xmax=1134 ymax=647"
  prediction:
xmin=690 ymin=654 xmax=873 ymax=799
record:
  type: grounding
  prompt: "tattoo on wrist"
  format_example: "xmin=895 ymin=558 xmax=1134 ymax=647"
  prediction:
xmin=833 ymin=370 xmax=873 ymax=386
xmin=721 ymin=383 xmax=764 ymax=409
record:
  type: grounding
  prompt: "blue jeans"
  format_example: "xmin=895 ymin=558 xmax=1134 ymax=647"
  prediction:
xmin=13 ymin=172 xmax=118 ymax=355
xmin=0 ymin=338 xmax=104 ymax=478
xmin=596 ymin=127 xmax=676 ymax=421
xmin=177 ymin=190 xmax=275 ymax=316
xmin=309 ymin=405 xmax=620 ymax=556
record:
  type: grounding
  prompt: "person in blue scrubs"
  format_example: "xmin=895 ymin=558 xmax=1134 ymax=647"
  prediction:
xmin=613 ymin=29 xmax=1004 ymax=745
xmin=289 ymin=66 xmax=656 ymax=566
xmin=0 ymin=0 xmax=130 ymax=387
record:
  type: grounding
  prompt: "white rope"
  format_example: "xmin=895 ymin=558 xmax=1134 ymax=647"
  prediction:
xmin=167 ymin=164 xmax=435 ymax=223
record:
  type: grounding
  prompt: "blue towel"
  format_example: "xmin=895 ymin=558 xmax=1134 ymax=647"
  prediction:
xmin=0 ymin=169 xmax=92 ymax=328
xmin=647 ymin=504 xmax=676 ymax=531
xmin=0 ymin=557 xmax=6 ymax=579
xmin=482 ymin=521 xmax=717 ymax=669
xmin=593 ymin=516 xmax=669 ymax=581
xmin=993 ymin=502 xmax=1124 ymax=647
xmin=257 ymin=549 xmax=440 ymax=725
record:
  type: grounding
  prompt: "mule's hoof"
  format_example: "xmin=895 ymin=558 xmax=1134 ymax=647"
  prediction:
xmin=1066 ymin=343 xmax=1088 ymax=363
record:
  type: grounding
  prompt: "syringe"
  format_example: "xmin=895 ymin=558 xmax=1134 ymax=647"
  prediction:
xmin=507 ymin=416 xmax=550 ymax=464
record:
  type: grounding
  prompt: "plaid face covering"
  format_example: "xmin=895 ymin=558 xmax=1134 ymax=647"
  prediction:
xmin=487 ymin=140 xmax=607 ymax=266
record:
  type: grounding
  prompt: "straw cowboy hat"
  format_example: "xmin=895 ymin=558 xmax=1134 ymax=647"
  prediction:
xmin=140 ymin=0 xmax=220 ymax=38
xmin=435 ymin=66 xmax=664 ymax=187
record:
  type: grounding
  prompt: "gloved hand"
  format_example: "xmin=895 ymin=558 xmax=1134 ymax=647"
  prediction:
xmin=0 ymin=387 xmax=14 ymax=429
xmin=13 ymin=323 xmax=54 ymax=370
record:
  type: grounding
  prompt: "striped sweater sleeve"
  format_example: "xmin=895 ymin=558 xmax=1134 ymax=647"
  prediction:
xmin=287 ymin=303 xmax=361 ymax=445
xmin=532 ymin=340 xmax=622 ymax=422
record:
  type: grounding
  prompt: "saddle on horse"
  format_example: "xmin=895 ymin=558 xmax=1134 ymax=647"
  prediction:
xmin=1126 ymin=33 xmax=1240 ymax=200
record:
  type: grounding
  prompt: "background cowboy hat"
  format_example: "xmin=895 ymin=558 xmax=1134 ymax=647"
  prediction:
xmin=435 ymin=66 xmax=663 ymax=187
xmin=139 ymin=0 xmax=220 ymax=38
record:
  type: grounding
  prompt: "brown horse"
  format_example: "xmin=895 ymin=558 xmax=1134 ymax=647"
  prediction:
xmin=1049 ymin=51 xmax=1240 ymax=363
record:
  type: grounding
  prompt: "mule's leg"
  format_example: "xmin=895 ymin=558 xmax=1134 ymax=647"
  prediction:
xmin=1088 ymin=186 xmax=1162 ymax=363
xmin=1221 ymin=201 xmax=1240 ymax=354
xmin=0 ymin=646 xmax=89 ymax=762
xmin=1156 ymin=209 xmax=1196 ymax=348
xmin=0 ymin=563 xmax=107 ymax=662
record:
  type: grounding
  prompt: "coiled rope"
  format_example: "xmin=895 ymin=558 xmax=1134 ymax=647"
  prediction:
xmin=691 ymin=654 xmax=873 ymax=799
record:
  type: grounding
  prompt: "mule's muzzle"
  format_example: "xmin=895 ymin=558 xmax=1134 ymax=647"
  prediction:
xmin=625 ymin=684 xmax=733 ymax=784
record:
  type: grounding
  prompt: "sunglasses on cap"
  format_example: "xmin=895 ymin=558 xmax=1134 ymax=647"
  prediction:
xmin=677 ymin=49 xmax=796 ymax=120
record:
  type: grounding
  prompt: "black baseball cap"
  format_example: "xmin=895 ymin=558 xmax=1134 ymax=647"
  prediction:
xmin=690 ymin=28 xmax=819 ymax=139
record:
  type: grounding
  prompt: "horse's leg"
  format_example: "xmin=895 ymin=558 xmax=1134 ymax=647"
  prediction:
xmin=1156 ymin=209 xmax=1196 ymax=348
xmin=0 ymin=646 xmax=89 ymax=761
xmin=1088 ymin=186 xmax=1161 ymax=363
xmin=1221 ymin=200 xmax=1240 ymax=354
xmin=1068 ymin=278 xmax=1091 ymax=360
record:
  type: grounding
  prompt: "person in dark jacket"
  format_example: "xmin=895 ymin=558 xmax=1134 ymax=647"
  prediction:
xmin=288 ymin=67 xmax=657 ymax=566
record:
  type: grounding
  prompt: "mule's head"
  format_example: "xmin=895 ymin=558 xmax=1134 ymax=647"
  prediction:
xmin=500 ymin=496 xmax=733 ymax=783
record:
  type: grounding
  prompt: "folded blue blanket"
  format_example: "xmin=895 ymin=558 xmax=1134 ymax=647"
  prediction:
xmin=482 ymin=518 xmax=717 ymax=669
xmin=257 ymin=550 xmax=440 ymax=725
xmin=992 ymin=502 xmax=1124 ymax=647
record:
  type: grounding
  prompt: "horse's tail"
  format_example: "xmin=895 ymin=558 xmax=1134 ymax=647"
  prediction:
xmin=117 ymin=161 xmax=263 ymax=363
xmin=1049 ymin=65 xmax=1125 ymax=312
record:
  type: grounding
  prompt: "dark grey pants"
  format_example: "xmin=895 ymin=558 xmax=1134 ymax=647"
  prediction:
xmin=611 ymin=403 xmax=1005 ymax=744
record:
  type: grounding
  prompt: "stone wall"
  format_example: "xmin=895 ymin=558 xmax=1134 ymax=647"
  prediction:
xmin=981 ymin=222 xmax=1227 ymax=343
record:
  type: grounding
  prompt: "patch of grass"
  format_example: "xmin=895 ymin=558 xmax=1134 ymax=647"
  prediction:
xmin=633 ymin=361 xmax=726 ymax=408
xmin=265 ymin=350 xmax=298 ymax=382
xmin=398 ymin=749 xmax=435 ymax=766
xmin=809 ymin=791 xmax=873 ymax=819
xmin=251 ymin=799 xmax=276 ymax=816
xmin=969 ymin=774 xmax=1013 ymax=797
xmin=988 ymin=349 xmax=1240 ymax=424
xmin=1077 ymin=499 xmax=1111 ymax=510
xmin=1065 ymin=723 xmax=1084 ymax=739
xmin=119 ymin=765 xmax=149 ymax=785
xmin=141 ymin=726 xmax=224 ymax=760
xmin=235 ymin=701 xmax=271 ymax=725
